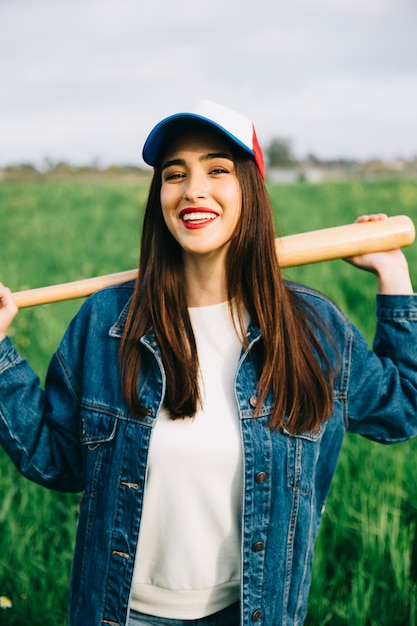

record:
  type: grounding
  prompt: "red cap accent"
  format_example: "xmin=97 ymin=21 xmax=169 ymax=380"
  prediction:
xmin=251 ymin=126 xmax=265 ymax=180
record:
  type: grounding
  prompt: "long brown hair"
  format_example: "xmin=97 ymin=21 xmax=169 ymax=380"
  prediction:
xmin=120 ymin=150 xmax=334 ymax=433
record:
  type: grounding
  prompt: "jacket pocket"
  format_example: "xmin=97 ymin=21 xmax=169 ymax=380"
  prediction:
xmin=283 ymin=424 xmax=326 ymax=495
xmin=80 ymin=406 xmax=118 ymax=494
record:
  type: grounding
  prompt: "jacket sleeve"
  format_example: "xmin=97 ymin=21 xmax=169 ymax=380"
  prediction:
xmin=0 ymin=332 xmax=84 ymax=492
xmin=345 ymin=294 xmax=417 ymax=443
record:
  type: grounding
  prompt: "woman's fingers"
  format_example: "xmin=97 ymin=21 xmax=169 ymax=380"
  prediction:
xmin=0 ymin=283 xmax=19 ymax=341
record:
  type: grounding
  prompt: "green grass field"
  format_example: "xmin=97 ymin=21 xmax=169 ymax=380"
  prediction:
xmin=1 ymin=178 xmax=417 ymax=625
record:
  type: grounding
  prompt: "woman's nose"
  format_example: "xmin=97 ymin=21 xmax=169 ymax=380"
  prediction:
xmin=183 ymin=172 xmax=207 ymax=202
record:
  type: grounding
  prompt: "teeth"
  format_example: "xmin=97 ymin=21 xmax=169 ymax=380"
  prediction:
xmin=182 ymin=212 xmax=217 ymax=222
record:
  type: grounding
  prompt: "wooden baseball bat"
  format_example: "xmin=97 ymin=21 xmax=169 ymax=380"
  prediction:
xmin=11 ymin=215 xmax=415 ymax=309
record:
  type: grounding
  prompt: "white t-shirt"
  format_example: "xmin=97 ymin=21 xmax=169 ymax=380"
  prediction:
xmin=130 ymin=301 xmax=248 ymax=619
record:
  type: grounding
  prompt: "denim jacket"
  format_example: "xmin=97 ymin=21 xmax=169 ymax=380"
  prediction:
xmin=1 ymin=281 xmax=417 ymax=626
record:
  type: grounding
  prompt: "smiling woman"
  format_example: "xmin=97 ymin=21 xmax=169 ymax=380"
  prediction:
xmin=0 ymin=100 xmax=417 ymax=626
xmin=159 ymin=131 xmax=242 ymax=285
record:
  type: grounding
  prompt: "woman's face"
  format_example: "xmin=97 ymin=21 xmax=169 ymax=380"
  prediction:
xmin=160 ymin=130 xmax=242 ymax=264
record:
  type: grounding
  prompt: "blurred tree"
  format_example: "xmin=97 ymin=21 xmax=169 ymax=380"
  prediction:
xmin=265 ymin=138 xmax=297 ymax=167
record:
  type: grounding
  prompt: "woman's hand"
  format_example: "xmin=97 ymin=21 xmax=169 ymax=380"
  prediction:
xmin=0 ymin=284 xmax=18 ymax=341
xmin=345 ymin=214 xmax=414 ymax=294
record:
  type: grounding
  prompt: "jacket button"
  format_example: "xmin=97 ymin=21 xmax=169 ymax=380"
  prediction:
xmin=249 ymin=395 xmax=258 ymax=408
xmin=255 ymin=471 xmax=268 ymax=483
xmin=252 ymin=609 xmax=262 ymax=621
xmin=252 ymin=541 xmax=264 ymax=552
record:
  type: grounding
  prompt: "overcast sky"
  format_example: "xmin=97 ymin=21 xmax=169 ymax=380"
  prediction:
xmin=1 ymin=0 xmax=416 ymax=168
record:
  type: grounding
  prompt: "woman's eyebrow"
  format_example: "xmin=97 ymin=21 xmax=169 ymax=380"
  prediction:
xmin=161 ymin=158 xmax=185 ymax=172
xmin=161 ymin=152 xmax=233 ymax=171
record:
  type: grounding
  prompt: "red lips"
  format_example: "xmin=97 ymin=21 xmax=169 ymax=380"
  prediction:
xmin=179 ymin=207 xmax=219 ymax=229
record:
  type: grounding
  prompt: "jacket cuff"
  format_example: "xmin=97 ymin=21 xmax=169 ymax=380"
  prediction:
xmin=0 ymin=336 xmax=23 ymax=374
xmin=376 ymin=293 xmax=417 ymax=318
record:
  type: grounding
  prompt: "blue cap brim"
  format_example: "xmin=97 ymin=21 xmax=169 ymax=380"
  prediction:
xmin=142 ymin=112 xmax=254 ymax=166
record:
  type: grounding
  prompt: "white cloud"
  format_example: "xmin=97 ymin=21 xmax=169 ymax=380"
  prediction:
xmin=1 ymin=0 xmax=416 ymax=165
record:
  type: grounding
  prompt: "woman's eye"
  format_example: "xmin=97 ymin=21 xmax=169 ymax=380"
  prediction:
xmin=210 ymin=167 xmax=228 ymax=175
xmin=164 ymin=171 xmax=185 ymax=181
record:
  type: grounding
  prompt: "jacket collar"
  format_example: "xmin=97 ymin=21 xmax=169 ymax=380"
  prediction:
xmin=109 ymin=298 xmax=131 ymax=339
xmin=109 ymin=298 xmax=261 ymax=346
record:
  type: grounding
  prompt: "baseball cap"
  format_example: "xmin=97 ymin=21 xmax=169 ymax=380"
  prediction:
xmin=142 ymin=99 xmax=265 ymax=180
